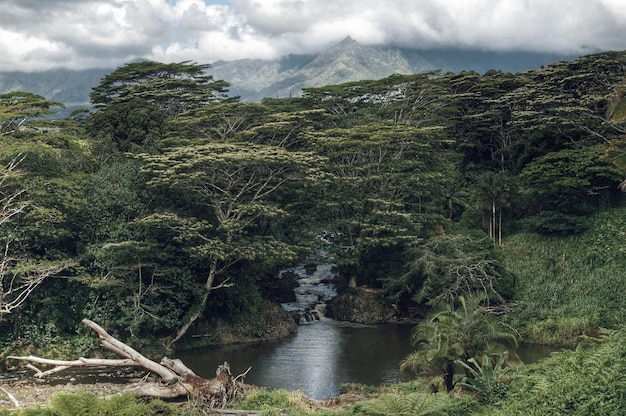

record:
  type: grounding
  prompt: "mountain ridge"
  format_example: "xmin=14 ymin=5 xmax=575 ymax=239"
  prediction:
xmin=0 ymin=37 xmax=582 ymax=110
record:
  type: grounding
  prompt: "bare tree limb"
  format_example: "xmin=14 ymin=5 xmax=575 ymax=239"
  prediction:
xmin=7 ymin=319 xmax=248 ymax=404
xmin=0 ymin=386 xmax=20 ymax=408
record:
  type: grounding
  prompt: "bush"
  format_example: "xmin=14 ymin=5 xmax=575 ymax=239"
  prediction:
xmin=527 ymin=316 xmax=599 ymax=348
xmin=235 ymin=388 xmax=313 ymax=414
xmin=480 ymin=328 xmax=626 ymax=415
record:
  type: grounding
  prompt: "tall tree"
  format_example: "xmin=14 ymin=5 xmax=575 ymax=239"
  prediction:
xmin=90 ymin=61 xmax=231 ymax=118
xmin=471 ymin=171 xmax=515 ymax=244
xmin=309 ymin=123 xmax=454 ymax=287
xmin=135 ymin=142 xmax=320 ymax=348
xmin=0 ymin=92 xmax=63 ymax=136
xmin=0 ymin=155 xmax=68 ymax=318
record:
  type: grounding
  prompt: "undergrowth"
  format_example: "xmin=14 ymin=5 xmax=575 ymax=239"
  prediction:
xmin=0 ymin=392 xmax=179 ymax=416
xmin=498 ymin=206 xmax=626 ymax=344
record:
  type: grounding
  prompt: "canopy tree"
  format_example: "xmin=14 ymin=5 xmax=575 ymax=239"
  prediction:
xmin=519 ymin=144 xmax=623 ymax=235
xmin=302 ymin=72 xmax=449 ymax=129
xmin=307 ymin=123 xmax=455 ymax=287
xmin=0 ymin=92 xmax=63 ymax=136
xmin=0 ymin=154 xmax=69 ymax=319
xmin=89 ymin=61 xmax=230 ymax=118
xmin=134 ymin=141 xmax=322 ymax=349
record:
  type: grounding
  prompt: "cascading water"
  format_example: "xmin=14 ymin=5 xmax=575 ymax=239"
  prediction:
xmin=279 ymin=263 xmax=337 ymax=324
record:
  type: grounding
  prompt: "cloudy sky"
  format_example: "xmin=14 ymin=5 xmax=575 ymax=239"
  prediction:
xmin=2 ymin=0 xmax=626 ymax=72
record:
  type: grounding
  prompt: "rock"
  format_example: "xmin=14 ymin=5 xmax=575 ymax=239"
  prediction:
xmin=212 ymin=302 xmax=298 ymax=344
xmin=326 ymin=288 xmax=396 ymax=324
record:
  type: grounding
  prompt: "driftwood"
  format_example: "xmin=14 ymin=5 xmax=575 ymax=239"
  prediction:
xmin=0 ymin=386 xmax=20 ymax=408
xmin=8 ymin=319 xmax=247 ymax=407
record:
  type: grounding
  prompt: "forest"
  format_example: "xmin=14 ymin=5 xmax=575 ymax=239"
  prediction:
xmin=1 ymin=50 xmax=626 ymax=414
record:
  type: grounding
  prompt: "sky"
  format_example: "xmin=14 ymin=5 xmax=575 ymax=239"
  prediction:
xmin=2 ymin=0 xmax=626 ymax=72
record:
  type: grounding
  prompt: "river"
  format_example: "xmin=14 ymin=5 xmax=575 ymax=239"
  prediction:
xmin=177 ymin=320 xmax=415 ymax=400
xmin=177 ymin=263 xmax=558 ymax=400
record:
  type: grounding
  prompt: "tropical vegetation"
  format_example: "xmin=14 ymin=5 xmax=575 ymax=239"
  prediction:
xmin=1 ymin=50 xmax=626 ymax=414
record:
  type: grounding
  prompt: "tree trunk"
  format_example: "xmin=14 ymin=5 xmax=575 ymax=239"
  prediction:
xmin=163 ymin=257 xmax=232 ymax=350
xmin=8 ymin=319 xmax=247 ymax=406
xmin=444 ymin=361 xmax=456 ymax=392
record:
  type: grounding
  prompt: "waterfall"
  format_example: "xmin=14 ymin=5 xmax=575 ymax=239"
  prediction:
xmin=279 ymin=263 xmax=337 ymax=324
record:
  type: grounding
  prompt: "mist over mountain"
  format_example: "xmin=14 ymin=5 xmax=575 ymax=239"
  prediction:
xmin=0 ymin=37 xmax=581 ymax=111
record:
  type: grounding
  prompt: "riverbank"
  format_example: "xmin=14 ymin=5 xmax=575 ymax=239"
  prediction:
xmin=0 ymin=378 xmax=127 ymax=409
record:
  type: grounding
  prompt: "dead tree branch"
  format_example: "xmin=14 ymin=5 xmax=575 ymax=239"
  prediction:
xmin=8 ymin=319 xmax=248 ymax=405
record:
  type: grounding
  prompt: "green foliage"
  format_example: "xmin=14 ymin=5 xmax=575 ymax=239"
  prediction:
xmin=478 ymin=328 xmax=626 ymax=415
xmin=386 ymin=234 xmax=511 ymax=307
xmin=16 ymin=392 xmax=179 ymax=416
xmin=87 ymin=98 xmax=166 ymax=152
xmin=499 ymin=207 xmax=626 ymax=337
xmin=352 ymin=392 xmax=448 ymax=416
xmin=235 ymin=388 xmax=312 ymax=414
xmin=527 ymin=316 xmax=600 ymax=348
xmin=518 ymin=145 xmax=623 ymax=235
xmin=457 ymin=352 xmax=511 ymax=403
xmin=401 ymin=294 xmax=518 ymax=392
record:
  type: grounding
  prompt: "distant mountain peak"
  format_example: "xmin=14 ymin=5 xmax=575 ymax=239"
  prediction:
xmin=338 ymin=35 xmax=357 ymax=45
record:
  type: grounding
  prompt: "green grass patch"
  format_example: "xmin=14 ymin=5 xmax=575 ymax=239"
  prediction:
xmin=498 ymin=207 xmax=626 ymax=341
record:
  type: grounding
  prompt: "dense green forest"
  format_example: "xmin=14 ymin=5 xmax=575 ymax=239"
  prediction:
xmin=2 ymin=51 xmax=626 ymax=413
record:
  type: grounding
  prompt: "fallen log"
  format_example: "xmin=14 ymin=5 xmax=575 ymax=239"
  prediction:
xmin=7 ymin=319 xmax=246 ymax=407
xmin=0 ymin=386 xmax=19 ymax=409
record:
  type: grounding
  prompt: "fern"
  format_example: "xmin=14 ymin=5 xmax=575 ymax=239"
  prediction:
xmin=40 ymin=392 xmax=178 ymax=416
xmin=356 ymin=392 xmax=447 ymax=416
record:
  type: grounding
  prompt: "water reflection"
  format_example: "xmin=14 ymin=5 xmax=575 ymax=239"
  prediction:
xmin=255 ymin=322 xmax=344 ymax=399
xmin=176 ymin=321 xmax=415 ymax=400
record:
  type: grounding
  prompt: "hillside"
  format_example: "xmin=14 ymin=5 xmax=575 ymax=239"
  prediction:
xmin=0 ymin=38 xmax=580 ymax=108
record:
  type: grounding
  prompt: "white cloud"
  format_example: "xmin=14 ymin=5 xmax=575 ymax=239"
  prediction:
xmin=1 ymin=0 xmax=626 ymax=71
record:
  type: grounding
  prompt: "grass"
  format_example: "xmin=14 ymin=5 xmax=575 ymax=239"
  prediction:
xmin=497 ymin=206 xmax=626 ymax=345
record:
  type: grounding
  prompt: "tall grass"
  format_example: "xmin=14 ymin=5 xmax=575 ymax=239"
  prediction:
xmin=498 ymin=207 xmax=626 ymax=345
xmin=473 ymin=328 xmax=626 ymax=416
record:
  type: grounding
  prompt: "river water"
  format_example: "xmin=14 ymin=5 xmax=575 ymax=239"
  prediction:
xmin=176 ymin=263 xmax=558 ymax=400
xmin=177 ymin=320 xmax=415 ymax=400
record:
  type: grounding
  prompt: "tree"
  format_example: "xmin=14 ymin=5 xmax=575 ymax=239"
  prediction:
xmin=384 ymin=234 xmax=511 ymax=310
xmin=0 ymin=155 xmax=68 ymax=318
xmin=471 ymin=171 xmax=515 ymax=244
xmin=401 ymin=294 xmax=518 ymax=392
xmin=90 ymin=61 xmax=230 ymax=118
xmin=309 ymin=124 xmax=454 ymax=287
xmin=135 ymin=141 xmax=320 ymax=349
xmin=519 ymin=145 xmax=623 ymax=235
xmin=0 ymin=92 xmax=63 ymax=136
xmin=87 ymin=98 xmax=166 ymax=152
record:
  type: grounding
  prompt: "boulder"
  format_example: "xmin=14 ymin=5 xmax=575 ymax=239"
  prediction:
xmin=326 ymin=287 xmax=396 ymax=324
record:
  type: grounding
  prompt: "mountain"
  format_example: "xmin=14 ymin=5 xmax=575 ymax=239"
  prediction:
xmin=0 ymin=37 xmax=582 ymax=109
